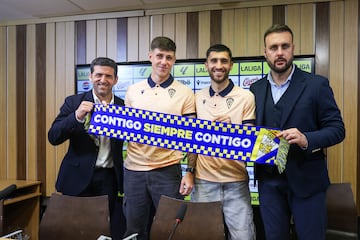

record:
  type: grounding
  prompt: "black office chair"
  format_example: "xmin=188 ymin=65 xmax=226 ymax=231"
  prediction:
xmin=0 ymin=184 xmax=22 ymax=239
xmin=0 ymin=184 xmax=16 ymax=201
xmin=150 ymin=195 xmax=225 ymax=240
xmin=39 ymin=193 xmax=111 ymax=240
xmin=0 ymin=184 xmax=17 ymax=234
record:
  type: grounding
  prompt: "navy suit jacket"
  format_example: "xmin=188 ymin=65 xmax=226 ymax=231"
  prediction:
xmin=250 ymin=66 xmax=345 ymax=197
xmin=48 ymin=91 xmax=124 ymax=196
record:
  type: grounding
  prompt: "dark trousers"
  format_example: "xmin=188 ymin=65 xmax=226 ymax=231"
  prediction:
xmin=258 ymin=174 xmax=327 ymax=240
xmin=80 ymin=168 xmax=126 ymax=240
xmin=123 ymin=164 xmax=183 ymax=240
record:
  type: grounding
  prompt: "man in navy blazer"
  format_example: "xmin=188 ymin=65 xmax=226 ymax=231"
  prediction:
xmin=48 ymin=57 xmax=125 ymax=239
xmin=250 ymin=24 xmax=345 ymax=240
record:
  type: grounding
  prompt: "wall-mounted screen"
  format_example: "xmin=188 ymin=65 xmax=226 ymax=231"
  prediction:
xmin=75 ymin=56 xmax=315 ymax=204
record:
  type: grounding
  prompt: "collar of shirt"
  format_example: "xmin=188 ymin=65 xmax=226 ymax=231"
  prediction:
xmin=267 ymin=64 xmax=295 ymax=104
xmin=147 ymin=75 xmax=174 ymax=88
xmin=209 ymin=79 xmax=235 ymax=97
xmin=92 ymin=89 xmax=115 ymax=105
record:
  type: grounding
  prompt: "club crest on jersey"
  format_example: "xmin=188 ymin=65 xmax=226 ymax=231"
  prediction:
xmin=226 ymin=98 xmax=234 ymax=109
xmin=168 ymin=88 xmax=176 ymax=98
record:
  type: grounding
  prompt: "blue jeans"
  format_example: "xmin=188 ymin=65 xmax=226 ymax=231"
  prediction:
xmin=191 ymin=179 xmax=256 ymax=240
xmin=123 ymin=164 xmax=183 ymax=240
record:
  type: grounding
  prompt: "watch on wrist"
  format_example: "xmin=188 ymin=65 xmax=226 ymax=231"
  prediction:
xmin=185 ymin=167 xmax=195 ymax=174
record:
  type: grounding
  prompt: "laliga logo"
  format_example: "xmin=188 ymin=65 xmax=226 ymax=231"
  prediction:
xmin=139 ymin=68 xmax=147 ymax=76
xmin=82 ymin=81 xmax=90 ymax=90
xmin=180 ymin=66 xmax=188 ymax=75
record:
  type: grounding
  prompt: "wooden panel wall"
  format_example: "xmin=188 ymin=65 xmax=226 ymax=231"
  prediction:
xmin=342 ymin=0 xmax=358 ymax=191
xmin=329 ymin=1 xmax=345 ymax=182
xmin=36 ymin=23 xmax=47 ymax=191
xmin=0 ymin=26 xmax=6 ymax=179
xmin=7 ymin=26 xmax=17 ymax=179
xmin=0 ymin=0 xmax=358 ymax=212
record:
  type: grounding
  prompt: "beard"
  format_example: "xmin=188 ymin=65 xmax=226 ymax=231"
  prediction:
xmin=209 ymin=71 xmax=230 ymax=84
xmin=267 ymin=57 xmax=293 ymax=74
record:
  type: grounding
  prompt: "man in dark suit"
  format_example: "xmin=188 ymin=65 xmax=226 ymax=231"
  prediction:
xmin=250 ymin=24 xmax=345 ymax=240
xmin=48 ymin=57 xmax=125 ymax=239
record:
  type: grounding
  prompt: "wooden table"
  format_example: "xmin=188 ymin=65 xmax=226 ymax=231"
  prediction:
xmin=0 ymin=180 xmax=41 ymax=240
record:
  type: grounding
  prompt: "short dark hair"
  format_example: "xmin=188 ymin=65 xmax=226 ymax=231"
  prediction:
xmin=264 ymin=24 xmax=294 ymax=45
xmin=206 ymin=44 xmax=233 ymax=60
xmin=90 ymin=57 xmax=118 ymax=76
xmin=150 ymin=36 xmax=176 ymax=52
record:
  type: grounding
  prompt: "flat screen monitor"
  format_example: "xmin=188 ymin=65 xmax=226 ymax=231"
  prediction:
xmin=75 ymin=56 xmax=315 ymax=204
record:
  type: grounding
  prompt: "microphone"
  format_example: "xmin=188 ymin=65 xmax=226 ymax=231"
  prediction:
xmin=168 ymin=203 xmax=187 ymax=240
xmin=0 ymin=184 xmax=17 ymax=200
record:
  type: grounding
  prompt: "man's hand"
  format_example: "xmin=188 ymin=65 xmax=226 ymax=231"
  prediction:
xmin=276 ymin=128 xmax=308 ymax=149
xmin=75 ymin=101 xmax=94 ymax=121
xmin=179 ymin=172 xmax=194 ymax=196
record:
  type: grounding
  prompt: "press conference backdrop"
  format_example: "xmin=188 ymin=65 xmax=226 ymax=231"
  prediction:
xmin=75 ymin=56 xmax=315 ymax=205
